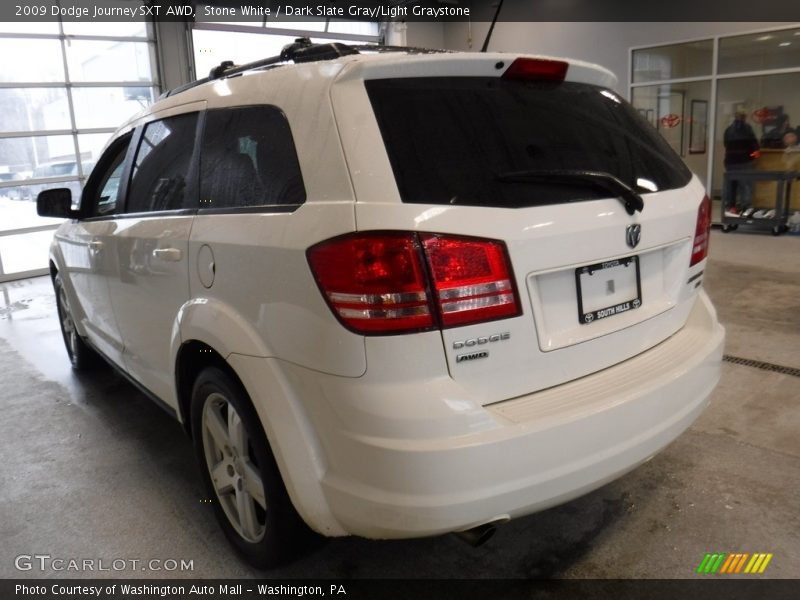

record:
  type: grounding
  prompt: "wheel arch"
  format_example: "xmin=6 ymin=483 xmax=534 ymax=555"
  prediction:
xmin=174 ymin=339 xmax=346 ymax=536
xmin=170 ymin=297 xmax=273 ymax=430
xmin=174 ymin=340 xmax=240 ymax=437
xmin=172 ymin=299 xmax=344 ymax=535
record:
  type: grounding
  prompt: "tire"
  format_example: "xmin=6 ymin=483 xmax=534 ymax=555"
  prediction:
xmin=190 ymin=367 xmax=315 ymax=568
xmin=722 ymin=224 xmax=732 ymax=233
xmin=772 ymin=226 xmax=782 ymax=236
xmin=53 ymin=272 xmax=100 ymax=370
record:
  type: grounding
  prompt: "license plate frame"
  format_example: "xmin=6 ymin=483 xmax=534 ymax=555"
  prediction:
xmin=575 ymin=256 xmax=642 ymax=325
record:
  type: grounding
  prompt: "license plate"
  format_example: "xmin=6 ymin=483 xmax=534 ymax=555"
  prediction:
xmin=575 ymin=256 xmax=642 ymax=324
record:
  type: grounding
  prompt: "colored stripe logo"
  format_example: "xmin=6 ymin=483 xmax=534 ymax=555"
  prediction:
xmin=697 ymin=552 xmax=773 ymax=574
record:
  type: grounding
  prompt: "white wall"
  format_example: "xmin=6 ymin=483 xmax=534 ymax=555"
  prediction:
xmin=436 ymin=22 xmax=794 ymax=94
xmin=404 ymin=21 xmax=445 ymax=49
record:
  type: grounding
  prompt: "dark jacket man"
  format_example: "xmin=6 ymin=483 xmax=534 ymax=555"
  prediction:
xmin=724 ymin=112 xmax=759 ymax=167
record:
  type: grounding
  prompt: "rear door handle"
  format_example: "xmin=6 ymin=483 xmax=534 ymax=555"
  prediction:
xmin=152 ymin=247 xmax=183 ymax=262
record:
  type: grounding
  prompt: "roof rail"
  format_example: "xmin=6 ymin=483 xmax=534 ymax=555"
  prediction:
xmin=353 ymin=45 xmax=453 ymax=55
xmin=161 ymin=37 xmax=360 ymax=99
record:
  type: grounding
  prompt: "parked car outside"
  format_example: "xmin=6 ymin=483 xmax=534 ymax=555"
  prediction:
xmin=24 ymin=161 xmax=92 ymax=204
xmin=0 ymin=172 xmax=27 ymax=201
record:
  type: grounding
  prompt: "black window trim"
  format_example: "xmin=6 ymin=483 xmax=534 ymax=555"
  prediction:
xmin=196 ymin=204 xmax=302 ymax=216
xmin=82 ymin=208 xmax=199 ymax=222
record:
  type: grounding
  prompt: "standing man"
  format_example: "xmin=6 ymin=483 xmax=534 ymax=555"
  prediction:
xmin=723 ymin=110 xmax=760 ymax=216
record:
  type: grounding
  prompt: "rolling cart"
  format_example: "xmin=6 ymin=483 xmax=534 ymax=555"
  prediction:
xmin=721 ymin=169 xmax=798 ymax=235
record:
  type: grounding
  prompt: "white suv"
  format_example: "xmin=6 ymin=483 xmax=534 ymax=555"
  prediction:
xmin=38 ymin=41 xmax=724 ymax=567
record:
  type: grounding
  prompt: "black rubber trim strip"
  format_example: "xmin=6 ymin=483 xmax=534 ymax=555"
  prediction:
xmin=723 ymin=355 xmax=800 ymax=378
xmin=197 ymin=204 xmax=302 ymax=215
xmin=81 ymin=208 xmax=196 ymax=222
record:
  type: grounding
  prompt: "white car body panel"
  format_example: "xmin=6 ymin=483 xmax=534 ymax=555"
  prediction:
xmin=107 ymin=213 xmax=194 ymax=408
xmin=242 ymin=291 xmax=722 ymax=537
xmin=47 ymin=50 xmax=724 ymax=540
xmin=54 ymin=220 xmax=125 ymax=364
xmin=186 ymin=205 xmax=365 ymax=377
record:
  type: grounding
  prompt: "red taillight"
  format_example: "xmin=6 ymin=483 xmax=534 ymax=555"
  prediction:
xmin=502 ymin=58 xmax=569 ymax=82
xmin=690 ymin=195 xmax=711 ymax=266
xmin=306 ymin=232 xmax=433 ymax=333
xmin=421 ymin=234 xmax=520 ymax=328
xmin=307 ymin=232 xmax=521 ymax=335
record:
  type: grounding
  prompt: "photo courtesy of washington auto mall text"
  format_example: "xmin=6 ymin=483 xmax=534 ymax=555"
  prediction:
xmin=14 ymin=583 xmax=347 ymax=598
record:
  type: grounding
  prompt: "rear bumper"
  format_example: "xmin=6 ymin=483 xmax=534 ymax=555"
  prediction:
xmin=318 ymin=291 xmax=724 ymax=538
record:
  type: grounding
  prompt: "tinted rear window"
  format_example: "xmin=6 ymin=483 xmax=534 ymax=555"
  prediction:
xmin=366 ymin=77 xmax=691 ymax=208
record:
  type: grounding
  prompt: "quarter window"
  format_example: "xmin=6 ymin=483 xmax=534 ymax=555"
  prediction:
xmin=82 ymin=134 xmax=132 ymax=217
xmin=200 ymin=106 xmax=306 ymax=210
xmin=127 ymin=113 xmax=198 ymax=214
xmin=97 ymin=158 xmax=126 ymax=216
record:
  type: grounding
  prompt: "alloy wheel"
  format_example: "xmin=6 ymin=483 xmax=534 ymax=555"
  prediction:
xmin=58 ymin=286 xmax=79 ymax=359
xmin=201 ymin=392 xmax=267 ymax=542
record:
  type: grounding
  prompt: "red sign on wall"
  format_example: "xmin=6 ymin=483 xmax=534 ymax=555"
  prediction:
xmin=660 ymin=114 xmax=682 ymax=128
xmin=751 ymin=107 xmax=771 ymax=124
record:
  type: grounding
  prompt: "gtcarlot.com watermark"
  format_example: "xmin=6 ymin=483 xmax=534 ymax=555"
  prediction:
xmin=15 ymin=554 xmax=194 ymax=573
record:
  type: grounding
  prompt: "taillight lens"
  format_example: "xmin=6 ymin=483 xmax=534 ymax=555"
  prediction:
xmin=307 ymin=232 xmax=521 ymax=335
xmin=502 ymin=58 xmax=569 ymax=82
xmin=306 ymin=232 xmax=433 ymax=333
xmin=690 ymin=195 xmax=711 ymax=266
xmin=421 ymin=234 xmax=520 ymax=328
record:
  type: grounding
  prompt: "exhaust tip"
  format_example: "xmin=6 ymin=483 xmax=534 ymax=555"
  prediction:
xmin=452 ymin=517 xmax=509 ymax=547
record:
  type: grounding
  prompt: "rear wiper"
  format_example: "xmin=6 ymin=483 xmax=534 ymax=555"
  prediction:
xmin=494 ymin=169 xmax=645 ymax=215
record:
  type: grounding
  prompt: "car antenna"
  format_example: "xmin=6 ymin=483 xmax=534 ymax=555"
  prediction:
xmin=480 ymin=0 xmax=505 ymax=52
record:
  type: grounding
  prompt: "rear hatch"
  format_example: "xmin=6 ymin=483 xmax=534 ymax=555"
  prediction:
xmin=330 ymin=53 xmax=709 ymax=404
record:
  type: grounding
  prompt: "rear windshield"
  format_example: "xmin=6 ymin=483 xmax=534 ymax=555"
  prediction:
xmin=366 ymin=77 xmax=691 ymax=208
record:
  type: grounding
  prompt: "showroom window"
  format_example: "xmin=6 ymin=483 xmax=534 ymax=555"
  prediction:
xmin=630 ymin=80 xmax=712 ymax=189
xmin=0 ymin=17 xmax=158 ymax=281
xmin=191 ymin=8 xmax=382 ymax=80
xmin=632 ymin=40 xmax=713 ymax=84
xmin=630 ymin=26 xmax=800 ymax=223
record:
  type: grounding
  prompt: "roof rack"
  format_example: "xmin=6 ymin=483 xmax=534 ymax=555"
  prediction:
xmin=162 ymin=37 xmax=360 ymax=98
xmin=161 ymin=39 xmax=453 ymax=99
xmin=356 ymin=45 xmax=453 ymax=55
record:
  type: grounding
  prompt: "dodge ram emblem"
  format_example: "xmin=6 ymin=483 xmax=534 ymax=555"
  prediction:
xmin=626 ymin=224 xmax=641 ymax=249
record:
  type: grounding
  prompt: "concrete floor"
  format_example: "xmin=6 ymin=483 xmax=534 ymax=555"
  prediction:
xmin=0 ymin=229 xmax=798 ymax=579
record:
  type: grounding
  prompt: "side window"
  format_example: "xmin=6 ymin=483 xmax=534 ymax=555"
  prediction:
xmin=127 ymin=112 xmax=198 ymax=214
xmin=82 ymin=134 xmax=132 ymax=217
xmin=200 ymin=106 xmax=306 ymax=210
xmin=97 ymin=158 xmax=126 ymax=216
